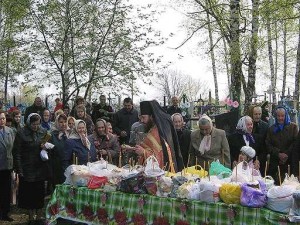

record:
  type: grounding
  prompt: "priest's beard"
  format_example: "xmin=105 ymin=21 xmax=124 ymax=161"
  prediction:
xmin=144 ymin=119 xmax=155 ymax=133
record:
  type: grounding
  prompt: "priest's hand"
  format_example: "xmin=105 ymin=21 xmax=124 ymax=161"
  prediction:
xmin=134 ymin=145 xmax=145 ymax=156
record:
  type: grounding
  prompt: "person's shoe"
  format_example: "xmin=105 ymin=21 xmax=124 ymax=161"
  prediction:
xmin=1 ymin=216 xmax=14 ymax=221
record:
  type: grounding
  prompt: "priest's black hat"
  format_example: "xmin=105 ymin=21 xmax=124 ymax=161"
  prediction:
xmin=140 ymin=101 xmax=153 ymax=115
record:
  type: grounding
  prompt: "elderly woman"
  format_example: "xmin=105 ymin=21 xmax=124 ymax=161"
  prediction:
xmin=62 ymin=120 xmax=97 ymax=171
xmin=13 ymin=113 xmax=49 ymax=224
xmin=41 ymin=108 xmax=52 ymax=131
xmin=228 ymin=115 xmax=262 ymax=168
xmin=89 ymin=119 xmax=120 ymax=165
xmin=49 ymin=114 xmax=70 ymax=189
xmin=266 ymin=106 xmax=298 ymax=184
xmin=189 ymin=114 xmax=231 ymax=168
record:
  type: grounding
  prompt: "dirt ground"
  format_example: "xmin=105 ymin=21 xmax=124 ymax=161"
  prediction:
xmin=1 ymin=205 xmax=31 ymax=225
xmin=0 ymin=196 xmax=50 ymax=225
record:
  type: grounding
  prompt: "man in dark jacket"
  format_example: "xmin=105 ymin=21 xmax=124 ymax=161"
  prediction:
xmin=24 ymin=97 xmax=46 ymax=122
xmin=166 ymin=96 xmax=182 ymax=115
xmin=171 ymin=113 xmax=191 ymax=166
xmin=248 ymin=105 xmax=269 ymax=174
xmin=91 ymin=95 xmax=114 ymax=123
xmin=113 ymin=97 xmax=139 ymax=144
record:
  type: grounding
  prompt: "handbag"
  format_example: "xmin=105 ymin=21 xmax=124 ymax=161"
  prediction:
xmin=87 ymin=176 xmax=108 ymax=189
xmin=240 ymin=180 xmax=267 ymax=207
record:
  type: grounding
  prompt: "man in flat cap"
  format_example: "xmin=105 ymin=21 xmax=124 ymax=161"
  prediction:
xmin=132 ymin=100 xmax=184 ymax=172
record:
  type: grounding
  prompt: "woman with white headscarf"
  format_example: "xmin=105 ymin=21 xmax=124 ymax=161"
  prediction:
xmin=228 ymin=115 xmax=262 ymax=168
xmin=189 ymin=114 xmax=231 ymax=168
xmin=13 ymin=113 xmax=49 ymax=224
xmin=48 ymin=114 xmax=70 ymax=189
xmin=62 ymin=119 xmax=97 ymax=171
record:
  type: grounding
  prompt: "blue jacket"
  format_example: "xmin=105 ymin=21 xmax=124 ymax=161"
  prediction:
xmin=62 ymin=137 xmax=97 ymax=171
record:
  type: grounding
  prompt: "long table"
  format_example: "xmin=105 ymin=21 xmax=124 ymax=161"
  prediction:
xmin=46 ymin=184 xmax=298 ymax=225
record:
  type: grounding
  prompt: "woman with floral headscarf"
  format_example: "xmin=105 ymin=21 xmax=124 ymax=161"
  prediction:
xmin=62 ymin=119 xmax=97 ymax=171
xmin=228 ymin=115 xmax=261 ymax=168
xmin=266 ymin=106 xmax=298 ymax=184
xmin=13 ymin=113 xmax=49 ymax=224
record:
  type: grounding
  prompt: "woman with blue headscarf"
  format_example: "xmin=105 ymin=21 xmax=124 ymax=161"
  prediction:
xmin=266 ymin=106 xmax=298 ymax=184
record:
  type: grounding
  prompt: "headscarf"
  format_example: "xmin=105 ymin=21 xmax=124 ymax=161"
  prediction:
xmin=240 ymin=146 xmax=256 ymax=159
xmin=236 ymin=116 xmax=255 ymax=144
xmin=52 ymin=114 xmax=70 ymax=139
xmin=69 ymin=119 xmax=91 ymax=150
xmin=26 ymin=113 xmax=41 ymax=127
xmin=26 ymin=113 xmax=42 ymax=142
xmin=198 ymin=114 xmax=213 ymax=155
xmin=273 ymin=106 xmax=291 ymax=134
xmin=41 ymin=109 xmax=51 ymax=130
xmin=140 ymin=100 xmax=184 ymax=172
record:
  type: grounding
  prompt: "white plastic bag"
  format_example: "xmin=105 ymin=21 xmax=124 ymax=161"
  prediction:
xmin=144 ymin=156 xmax=165 ymax=177
xmin=267 ymin=185 xmax=296 ymax=213
xmin=199 ymin=179 xmax=221 ymax=203
xmin=64 ymin=165 xmax=91 ymax=187
xmin=282 ymin=174 xmax=300 ymax=188
xmin=263 ymin=176 xmax=275 ymax=190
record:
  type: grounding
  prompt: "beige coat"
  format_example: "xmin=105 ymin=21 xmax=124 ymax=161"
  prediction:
xmin=189 ymin=127 xmax=231 ymax=168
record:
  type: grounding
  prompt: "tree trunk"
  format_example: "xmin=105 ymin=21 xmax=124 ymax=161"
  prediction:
xmin=243 ymin=0 xmax=259 ymax=114
xmin=266 ymin=8 xmax=276 ymax=104
xmin=4 ymin=48 xmax=9 ymax=102
xmin=62 ymin=0 xmax=71 ymax=105
xmin=206 ymin=7 xmax=219 ymax=106
xmin=282 ymin=21 xmax=287 ymax=98
xmin=294 ymin=16 xmax=300 ymax=111
xmin=223 ymin=37 xmax=231 ymax=95
xmin=229 ymin=0 xmax=242 ymax=105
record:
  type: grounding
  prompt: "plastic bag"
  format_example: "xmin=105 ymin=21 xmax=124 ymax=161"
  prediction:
xmin=266 ymin=185 xmax=296 ymax=213
xmin=240 ymin=180 xmax=267 ymax=207
xmin=282 ymin=174 xmax=300 ymax=188
xmin=219 ymin=183 xmax=241 ymax=204
xmin=199 ymin=180 xmax=221 ymax=203
xmin=209 ymin=160 xmax=232 ymax=178
xmin=291 ymin=190 xmax=300 ymax=216
xmin=144 ymin=156 xmax=165 ymax=177
xmin=177 ymin=180 xmax=195 ymax=199
xmin=144 ymin=176 xmax=159 ymax=195
xmin=118 ymin=172 xmax=146 ymax=194
xmin=87 ymin=176 xmax=108 ymax=189
xmin=263 ymin=176 xmax=275 ymax=190
xmin=185 ymin=165 xmax=208 ymax=178
xmin=157 ymin=176 xmax=173 ymax=197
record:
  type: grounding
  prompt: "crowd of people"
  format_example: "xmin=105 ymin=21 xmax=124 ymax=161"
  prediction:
xmin=0 ymin=94 xmax=300 ymax=224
